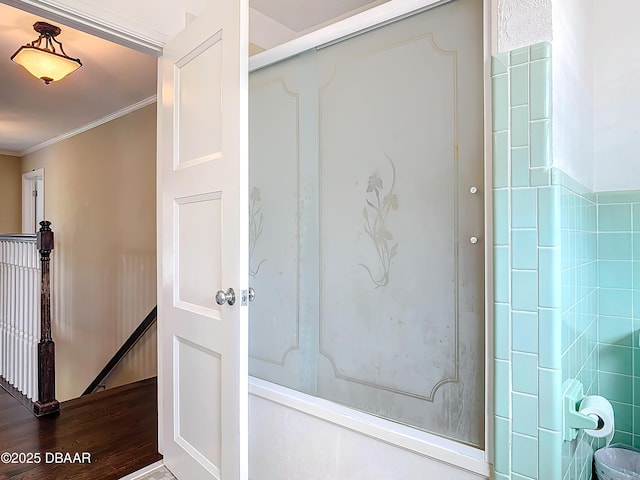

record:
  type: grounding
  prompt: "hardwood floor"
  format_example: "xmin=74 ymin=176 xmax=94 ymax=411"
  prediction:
xmin=0 ymin=377 xmax=161 ymax=480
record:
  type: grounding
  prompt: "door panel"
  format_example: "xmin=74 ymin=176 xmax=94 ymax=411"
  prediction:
xmin=176 ymin=34 xmax=223 ymax=167
xmin=158 ymin=1 xmax=248 ymax=478
xmin=175 ymin=193 xmax=222 ymax=313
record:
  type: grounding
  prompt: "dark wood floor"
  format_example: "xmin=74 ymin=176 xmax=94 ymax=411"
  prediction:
xmin=0 ymin=377 xmax=161 ymax=480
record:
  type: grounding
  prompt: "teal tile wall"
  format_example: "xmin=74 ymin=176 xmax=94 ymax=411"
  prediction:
xmin=494 ymin=43 xmax=640 ymax=480
xmin=597 ymin=190 xmax=640 ymax=448
xmin=554 ymin=170 xmax=598 ymax=480
xmin=492 ymin=43 xmax=561 ymax=480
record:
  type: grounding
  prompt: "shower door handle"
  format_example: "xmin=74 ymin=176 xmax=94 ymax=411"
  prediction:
xmin=241 ymin=288 xmax=255 ymax=306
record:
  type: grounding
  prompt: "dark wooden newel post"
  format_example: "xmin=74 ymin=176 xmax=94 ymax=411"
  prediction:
xmin=34 ymin=220 xmax=60 ymax=416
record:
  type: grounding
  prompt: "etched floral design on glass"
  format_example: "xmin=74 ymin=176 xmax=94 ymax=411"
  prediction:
xmin=249 ymin=186 xmax=266 ymax=277
xmin=359 ymin=154 xmax=399 ymax=288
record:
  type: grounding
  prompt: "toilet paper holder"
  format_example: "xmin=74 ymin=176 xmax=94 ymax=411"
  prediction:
xmin=563 ymin=379 xmax=600 ymax=442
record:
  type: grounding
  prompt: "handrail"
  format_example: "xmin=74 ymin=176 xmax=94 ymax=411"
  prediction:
xmin=0 ymin=234 xmax=37 ymax=242
xmin=82 ymin=305 xmax=157 ymax=396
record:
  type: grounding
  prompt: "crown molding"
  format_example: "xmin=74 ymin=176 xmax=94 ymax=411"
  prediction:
xmin=1 ymin=0 xmax=166 ymax=55
xmin=0 ymin=150 xmax=21 ymax=157
xmin=20 ymin=96 xmax=157 ymax=157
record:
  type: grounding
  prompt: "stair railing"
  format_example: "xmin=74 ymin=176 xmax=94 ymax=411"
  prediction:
xmin=0 ymin=221 xmax=59 ymax=415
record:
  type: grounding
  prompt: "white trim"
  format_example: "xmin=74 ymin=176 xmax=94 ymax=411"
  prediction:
xmin=249 ymin=377 xmax=491 ymax=477
xmin=249 ymin=0 xmax=448 ymax=72
xmin=117 ymin=461 xmax=166 ymax=480
xmin=482 ymin=0 xmax=494 ymax=465
xmin=20 ymin=96 xmax=157 ymax=156
xmin=0 ymin=150 xmax=20 ymax=157
xmin=22 ymin=168 xmax=44 ymax=234
xmin=1 ymin=0 xmax=164 ymax=55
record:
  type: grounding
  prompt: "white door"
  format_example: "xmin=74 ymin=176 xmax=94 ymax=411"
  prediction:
xmin=158 ymin=1 xmax=248 ymax=479
xmin=22 ymin=169 xmax=44 ymax=233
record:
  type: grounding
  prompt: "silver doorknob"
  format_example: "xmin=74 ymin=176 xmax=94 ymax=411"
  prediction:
xmin=215 ymin=288 xmax=236 ymax=306
xmin=470 ymin=236 xmax=479 ymax=244
xmin=248 ymin=287 xmax=255 ymax=302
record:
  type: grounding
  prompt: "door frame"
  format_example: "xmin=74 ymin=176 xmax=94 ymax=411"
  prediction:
xmin=4 ymin=0 xmax=494 ymax=465
xmin=22 ymin=168 xmax=44 ymax=234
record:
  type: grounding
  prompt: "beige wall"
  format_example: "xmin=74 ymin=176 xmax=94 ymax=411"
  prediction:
xmin=0 ymin=154 xmax=22 ymax=233
xmin=22 ymin=104 xmax=157 ymax=401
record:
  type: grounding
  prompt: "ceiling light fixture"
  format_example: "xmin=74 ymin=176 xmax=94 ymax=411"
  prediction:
xmin=11 ymin=21 xmax=82 ymax=85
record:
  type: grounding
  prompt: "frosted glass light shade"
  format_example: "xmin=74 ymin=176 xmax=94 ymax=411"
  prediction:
xmin=11 ymin=46 xmax=81 ymax=84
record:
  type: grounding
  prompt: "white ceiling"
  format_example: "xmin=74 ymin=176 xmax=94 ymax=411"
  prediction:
xmin=0 ymin=2 xmax=157 ymax=155
xmin=0 ymin=0 xmax=382 ymax=156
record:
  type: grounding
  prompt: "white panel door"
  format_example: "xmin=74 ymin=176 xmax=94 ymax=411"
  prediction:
xmin=158 ymin=2 xmax=248 ymax=479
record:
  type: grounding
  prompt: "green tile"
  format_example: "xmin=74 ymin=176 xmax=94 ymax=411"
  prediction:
xmin=538 ymin=429 xmax=561 ymax=480
xmin=530 ymin=58 xmax=551 ymax=120
xmin=513 ymin=310 xmax=537 ymax=353
xmin=512 ymin=433 xmax=538 ymax=478
xmin=598 ymin=191 xmax=640 ymax=205
xmin=511 ymin=474 xmax=534 ymax=480
xmin=530 ymin=167 xmax=551 ymax=187
xmin=612 ymin=431 xmax=633 ymax=445
xmin=512 ymin=270 xmax=538 ymax=312
xmin=599 ymin=288 xmax=633 ymax=318
xmin=511 ymin=47 xmax=530 ymax=65
xmin=492 ymin=53 xmax=509 ymax=75
xmin=512 ymin=229 xmax=538 ymax=270
xmin=495 ymin=303 xmax=510 ymax=360
xmin=561 ymin=269 xmax=574 ymax=312
xmin=513 ymin=393 xmax=538 ymax=436
xmin=634 ymin=204 xmax=640 ymax=231
xmin=494 ymin=474 xmax=511 ymax=480
xmin=538 ymin=186 xmax=560 ymax=247
xmin=493 ymin=132 xmax=509 ymax=188
xmin=492 ymin=74 xmax=509 ymax=132
xmin=513 ymin=188 xmax=538 ymax=229
xmin=538 ymin=368 xmax=561 ymax=430
xmin=530 ymin=42 xmax=552 ymax=60
xmin=634 ymin=262 xmax=640 ymax=289
xmin=494 ymin=416 xmax=511 ymax=474
xmin=611 ymin=401 xmax=633 ymax=433
xmin=494 ymin=246 xmax=510 ymax=303
xmin=634 ymin=405 xmax=640 ymax=435
xmin=511 ymin=105 xmax=529 ymax=147
xmin=599 ymin=204 xmax=632 ymax=231
xmin=494 ymin=189 xmax=510 ymax=246
xmin=539 ymin=308 xmax=561 ymax=369
xmin=495 ymin=359 xmax=511 ymax=418
xmin=511 ymin=147 xmax=529 ymax=187
xmin=598 ymin=233 xmax=632 ymax=261
xmin=634 ymin=290 xmax=640 ymax=319
xmin=599 ymin=260 xmax=632 ymax=289
xmin=510 ymin=64 xmax=529 ymax=107
xmin=599 ymin=371 xmax=632 ymax=404
xmin=530 ymin=120 xmax=552 ymax=167
xmin=634 ymin=233 xmax=640 ymax=260
xmin=599 ymin=316 xmax=633 ymax=346
xmin=539 ymin=248 xmax=560 ymax=308
xmin=599 ymin=345 xmax=633 ymax=376
xmin=513 ymin=352 xmax=538 ymax=394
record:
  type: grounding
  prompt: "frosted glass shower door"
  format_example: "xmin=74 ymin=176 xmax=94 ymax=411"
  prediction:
xmin=249 ymin=0 xmax=484 ymax=448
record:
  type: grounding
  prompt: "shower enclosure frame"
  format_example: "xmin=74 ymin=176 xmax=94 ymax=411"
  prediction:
xmin=248 ymin=0 xmax=494 ymax=474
